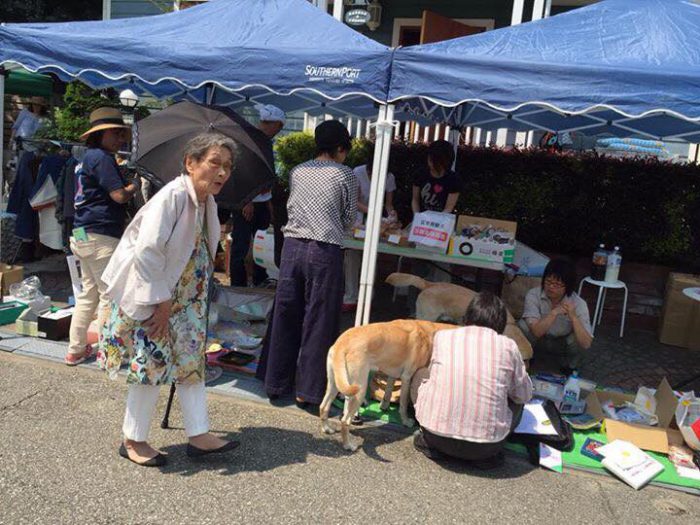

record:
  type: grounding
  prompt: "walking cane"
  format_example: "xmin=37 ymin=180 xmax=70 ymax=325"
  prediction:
xmin=160 ymin=383 xmax=177 ymax=429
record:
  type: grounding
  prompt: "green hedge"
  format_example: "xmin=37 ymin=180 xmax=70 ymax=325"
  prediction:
xmin=274 ymin=135 xmax=700 ymax=271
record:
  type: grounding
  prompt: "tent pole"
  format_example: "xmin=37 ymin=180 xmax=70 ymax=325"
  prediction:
xmin=0 ymin=69 xmax=5 ymax=214
xmin=358 ymin=104 xmax=394 ymax=326
xmin=355 ymin=104 xmax=387 ymax=326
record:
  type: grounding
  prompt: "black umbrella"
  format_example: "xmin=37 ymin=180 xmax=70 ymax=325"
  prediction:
xmin=132 ymin=101 xmax=275 ymax=210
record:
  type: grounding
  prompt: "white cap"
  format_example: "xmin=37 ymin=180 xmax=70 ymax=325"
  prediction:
xmin=255 ymin=104 xmax=286 ymax=125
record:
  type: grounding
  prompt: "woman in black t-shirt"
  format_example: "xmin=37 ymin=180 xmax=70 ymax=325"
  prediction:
xmin=407 ymin=140 xmax=461 ymax=316
xmin=411 ymin=140 xmax=460 ymax=215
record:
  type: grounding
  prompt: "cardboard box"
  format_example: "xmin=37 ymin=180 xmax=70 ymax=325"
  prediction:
xmin=584 ymin=378 xmax=684 ymax=454
xmin=0 ymin=263 xmax=24 ymax=296
xmin=659 ymin=273 xmax=700 ymax=350
xmin=448 ymin=215 xmax=517 ymax=264
xmin=37 ymin=307 xmax=73 ymax=341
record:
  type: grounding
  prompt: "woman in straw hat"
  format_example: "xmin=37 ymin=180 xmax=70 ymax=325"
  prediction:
xmin=64 ymin=107 xmax=140 ymax=366
xmin=99 ymin=132 xmax=240 ymax=466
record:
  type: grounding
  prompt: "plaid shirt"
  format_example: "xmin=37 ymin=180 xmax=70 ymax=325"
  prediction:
xmin=414 ymin=326 xmax=533 ymax=443
xmin=283 ymin=159 xmax=357 ymax=246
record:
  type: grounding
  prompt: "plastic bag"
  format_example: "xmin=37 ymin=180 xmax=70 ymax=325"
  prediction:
xmin=676 ymin=392 xmax=700 ymax=451
xmin=9 ymin=276 xmax=42 ymax=301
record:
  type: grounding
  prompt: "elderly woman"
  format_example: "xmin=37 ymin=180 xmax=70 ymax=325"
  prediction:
xmin=98 ymin=133 xmax=239 ymax=467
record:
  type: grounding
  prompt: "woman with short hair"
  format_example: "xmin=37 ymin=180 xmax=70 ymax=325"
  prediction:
xmin=518 ymin=258 xmax=593 ymax=374
xmin=257 ymin=120 xmax=358 ymax=407
xmin=411 ymin=292 xmax=532 ymax=468
xmin=99 ymin=132 xmax=240 ymax=466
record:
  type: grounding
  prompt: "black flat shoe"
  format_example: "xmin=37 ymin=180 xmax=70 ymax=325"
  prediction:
xmin=119 ymin=443 xmax=167 ymax=467
xmin=186 ymin=440 xmax=241 ymax=458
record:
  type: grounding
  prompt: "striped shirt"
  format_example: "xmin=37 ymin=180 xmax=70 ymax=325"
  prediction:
xmin=283 ymin=160 xmax=357 ymax=246
xmin=414 ymin=326 xmax=533 ymax=443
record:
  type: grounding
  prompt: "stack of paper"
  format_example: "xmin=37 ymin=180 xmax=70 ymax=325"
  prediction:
xmin=598 ymin=440 xmax=664 ymax=490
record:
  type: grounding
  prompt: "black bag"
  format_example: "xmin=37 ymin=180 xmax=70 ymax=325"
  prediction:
xmin=507 ymin=400 xmax=574 ymax=465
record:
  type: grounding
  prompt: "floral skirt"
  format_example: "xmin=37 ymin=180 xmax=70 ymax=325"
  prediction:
xmin=97 ymin=233 xmax=211 ymax=385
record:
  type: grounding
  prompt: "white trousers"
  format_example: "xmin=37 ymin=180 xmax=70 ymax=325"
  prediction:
xmin=122 ymin=382 xmax=210 ymax=442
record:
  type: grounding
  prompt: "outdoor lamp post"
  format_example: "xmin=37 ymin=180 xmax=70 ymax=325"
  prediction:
xmin=119 ymin=88 xmax=139 ymax=124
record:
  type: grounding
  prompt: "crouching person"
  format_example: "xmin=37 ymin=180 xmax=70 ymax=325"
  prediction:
xmin=411 ymin=292 xmax=533 ymax=469
xmin=518 ymin=258 xmax=593 ymax=375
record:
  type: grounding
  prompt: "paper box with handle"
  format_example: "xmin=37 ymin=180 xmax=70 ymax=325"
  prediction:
xmin=658 ymin=272 xmax=700 ymax=351
xmin=584 ymin=378 xmax=683 ymax=454
xmin=448 ymin=215 xmax=517 ymax=264
xmin=0 ymin=263 xmax=24 ymax=296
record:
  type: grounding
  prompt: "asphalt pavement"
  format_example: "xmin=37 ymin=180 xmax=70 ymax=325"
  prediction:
xmin=1 ymin=352 xmax=699 ymax=525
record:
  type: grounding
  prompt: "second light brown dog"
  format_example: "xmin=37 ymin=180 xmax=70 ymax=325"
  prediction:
xmin=385 ymin=272 xmax=533 ymax=360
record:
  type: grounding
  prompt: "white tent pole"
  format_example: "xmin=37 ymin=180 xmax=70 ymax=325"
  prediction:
xmin=361 ymin=104 xmax=395 ymax=326
xmin=355 ymin=104 xmax=387 ymax=326
xmin=532 ymin=0 xmax=545 ymax=21
xmin=511 ymin=0 xmax=525 ymax=25
xmin=332 ymin=0 xmax=344 ymax=21
xmin=0 ymin=71 xmax=5 ymax=213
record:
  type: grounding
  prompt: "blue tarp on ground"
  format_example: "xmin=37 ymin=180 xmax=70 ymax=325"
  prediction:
xmin=390 ymin=0 xmax=700 ymax=140
xmin=0 ymin=0 xmax=391 ymax=117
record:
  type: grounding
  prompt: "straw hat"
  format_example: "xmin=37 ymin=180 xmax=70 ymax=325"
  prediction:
xmin=80 ymin=107 xmax=131 ymax=140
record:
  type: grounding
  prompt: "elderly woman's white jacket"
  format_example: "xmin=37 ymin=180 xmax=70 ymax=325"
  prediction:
xmin=101 ymin=175 xmax=220 ymax=321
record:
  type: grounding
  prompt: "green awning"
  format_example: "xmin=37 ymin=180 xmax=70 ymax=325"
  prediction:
xmin=5 ymin=70 xmax=53 ymax=97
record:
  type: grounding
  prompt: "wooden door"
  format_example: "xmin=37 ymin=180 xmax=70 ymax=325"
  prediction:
xmin=420 ymin=10 xmax=485 ymax=44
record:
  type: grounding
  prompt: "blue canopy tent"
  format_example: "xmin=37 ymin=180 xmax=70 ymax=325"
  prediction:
xmin=355 ymin=0 xmax=700 ymax=325
xmin=389 ymin=0 xmax=700 ymax=141
xmin=0 ymin=0 xmax=391 ymax=110
xmin=0 ymin=2 xmax=398 ymax=325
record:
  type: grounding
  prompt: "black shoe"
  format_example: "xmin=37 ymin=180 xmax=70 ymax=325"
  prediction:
xmin=186 ymin=440 xmax=241 ymax=458
xmin=413 ymin=430 xmax=446 ymax=461
xmin=119 ymin=443 xmax=167 ymax=467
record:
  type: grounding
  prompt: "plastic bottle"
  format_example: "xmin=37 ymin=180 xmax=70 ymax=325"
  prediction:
xmin=591 ymin=244 xmax=608 ymax=281
xmin=563 ymin=371 xmax=581 ymax=402
xmin=605 ymin=246 xmax=622 ymax=283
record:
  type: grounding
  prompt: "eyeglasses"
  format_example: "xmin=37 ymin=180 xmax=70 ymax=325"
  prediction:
xmin=543 ymin=279 xmax=566 ymax=290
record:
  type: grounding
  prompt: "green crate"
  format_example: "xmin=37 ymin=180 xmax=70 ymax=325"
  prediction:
xmin=0 ymin=301 xmax=28 ymax=325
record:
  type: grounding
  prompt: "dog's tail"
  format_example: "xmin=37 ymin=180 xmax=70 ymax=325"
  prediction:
xmin=331 ymin=345 xmax=361 ymax=397
xmin=385 ymin=272 xmax=430 ymax=290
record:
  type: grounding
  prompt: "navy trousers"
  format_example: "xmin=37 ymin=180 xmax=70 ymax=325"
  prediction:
xmin=230 ymin=203 xmax=271 ymax=287
xmin=256 ymin=237 xmax=343 ymax=404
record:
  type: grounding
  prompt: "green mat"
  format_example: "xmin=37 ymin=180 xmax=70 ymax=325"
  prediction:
xmin=335 ymin=398 xmax=700 ymax=492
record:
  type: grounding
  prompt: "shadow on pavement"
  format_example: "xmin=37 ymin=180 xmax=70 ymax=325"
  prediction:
xmin=429 ymin=450 xmax=536 ymax=480
xmin=155 ymin=426 xmax=351 ymax=476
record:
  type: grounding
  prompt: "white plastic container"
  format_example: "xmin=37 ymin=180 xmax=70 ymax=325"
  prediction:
xmin=563 ymin=371 xmax=581 ymax=402
xmin=605 ymin=246 xmax=622 ymax=283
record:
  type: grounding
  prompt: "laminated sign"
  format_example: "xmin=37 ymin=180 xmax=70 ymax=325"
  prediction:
xmin=408 ymin=211 xmax=456 ymax=253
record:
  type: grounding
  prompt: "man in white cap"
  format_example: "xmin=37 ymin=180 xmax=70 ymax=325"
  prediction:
xmin=230 ymin=104 xmax=285 ymax=287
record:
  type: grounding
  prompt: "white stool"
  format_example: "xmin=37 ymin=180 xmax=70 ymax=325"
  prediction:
xmin=578 ymin=276 xmax=629 ymax=337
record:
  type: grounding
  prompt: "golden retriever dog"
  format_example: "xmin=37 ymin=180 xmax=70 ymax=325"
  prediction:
xmin=319 ymin=319 xmax=454 ymax=451
xmin=386 ymin=272 xmax=533 ymax=360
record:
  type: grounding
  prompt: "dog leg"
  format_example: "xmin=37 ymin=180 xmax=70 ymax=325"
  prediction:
xmin=319 ymin=353 xmax=339 ymax=435
xmin=379 ymin=376 xmax=396 ymax=411
xmin=398 ymin=372 xmax=416 ymax=428
xmin=341 ymin=394 xmax=363 ymax=452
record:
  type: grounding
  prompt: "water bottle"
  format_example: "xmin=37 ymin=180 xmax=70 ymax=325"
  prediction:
xmin=563 ymin=371 xmax=581 ymax=402
xmin=591 ymin=244 xmax=608 ymax=281
xmin=605 ymin=246 xmax=622 ymax=283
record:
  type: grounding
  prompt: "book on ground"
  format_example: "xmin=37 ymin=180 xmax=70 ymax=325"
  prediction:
xmin=598 ymin=440 xmax=664 ymax=490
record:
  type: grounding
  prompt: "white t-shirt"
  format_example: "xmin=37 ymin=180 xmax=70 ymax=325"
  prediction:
xmin=352 ymin=164 xmax=396 ymax=224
